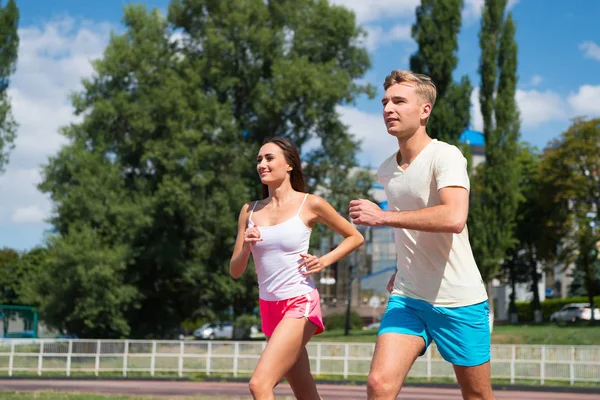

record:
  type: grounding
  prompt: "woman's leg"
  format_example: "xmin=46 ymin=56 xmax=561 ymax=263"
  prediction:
xmin=284 ymin=345 xmax=321 ymax=400
xmin=249 ymin=317 xmax=318 ymax=400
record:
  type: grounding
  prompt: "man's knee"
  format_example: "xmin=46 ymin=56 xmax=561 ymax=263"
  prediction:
xmin=460 ymin=388 xmax=495 ymax=400
xmin=367 ymin=370 xmax=399 ymax=397
xmin=455 ymin=364 xmax=494 ymax=400
xmin=458 ymin=380 xmax=495 ymax=400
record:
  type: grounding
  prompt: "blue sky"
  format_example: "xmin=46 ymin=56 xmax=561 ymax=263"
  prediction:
xmin=1 ymin=0 xmax=599 ymax=251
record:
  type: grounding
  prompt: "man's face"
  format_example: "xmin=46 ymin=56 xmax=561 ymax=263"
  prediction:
xmin=381 ymin=82 xmax=431 ymax=140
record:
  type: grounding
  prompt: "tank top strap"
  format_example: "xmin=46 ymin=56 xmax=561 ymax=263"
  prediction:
xmin=296 ymin=193 xmax=310 ymax=216
xmin=248 ymin=201 xmax=259 ymax=225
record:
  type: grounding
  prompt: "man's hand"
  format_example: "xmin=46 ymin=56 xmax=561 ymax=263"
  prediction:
xmin=349 ymin=199 xmax=385 ymax=226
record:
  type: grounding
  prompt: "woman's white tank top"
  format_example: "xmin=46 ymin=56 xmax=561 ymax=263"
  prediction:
xmin=248 ymin=194 xmax=315 ymax=301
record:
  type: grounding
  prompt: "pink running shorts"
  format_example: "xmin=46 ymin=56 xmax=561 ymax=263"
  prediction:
xmin=259 ymin=288 xmax=325 ymax=337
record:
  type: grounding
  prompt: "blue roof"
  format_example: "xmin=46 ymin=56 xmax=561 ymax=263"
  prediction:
xmin=359 ymin=265 xmax=396 ymax=281
xmin=459 ymin=129 xmax=484 ymax=146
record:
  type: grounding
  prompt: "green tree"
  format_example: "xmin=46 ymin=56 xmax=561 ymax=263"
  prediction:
xmin=469 ymin=0 xmax=520 ymax=324
xmin=538 ymin=118 xmax=600 ymax=323
xmin=0 ymin=247 xmax=20 ymax=304
xmin=33 ymin=229 xmax=139 ymax=338
xmin=568 ymin=265 xmax=600 ymax=298
xmin=168 ymin=0 xmax=373 ymax=320
xmin=38 ymin=1 xmax=372 ymax=338
xmin=10 ymin=247 xmax=49 ymax=303
xmin=409 ymin=0 xmax=472 ymax=145
xmin=0 ymin=247 xmax=46 ymax=336
xmin=0 ymin=247 xmax=19 ymax=336
xmin=0 ymin=247 xmax=49 ymax=306
xmin=504 ymin=144 xmax=545 ymax=323
xmin=0 ymin=0 xmax=18 ymax=173
xmin=168 ymin=0 xmax=373 ymax=147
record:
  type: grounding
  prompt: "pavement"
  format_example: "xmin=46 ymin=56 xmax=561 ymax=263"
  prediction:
xmin=1 ymin=379 xmax=600 ymax=399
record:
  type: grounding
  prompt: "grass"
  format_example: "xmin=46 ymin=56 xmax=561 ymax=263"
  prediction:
xmin=314 ymin=324 xmax=600 ymax=345
xmin=489 ymin=324 xmax=600 ymax=345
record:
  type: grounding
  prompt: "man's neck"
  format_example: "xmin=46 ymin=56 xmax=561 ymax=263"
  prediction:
xmin=397 ymin=129 xmax=432 ymax=167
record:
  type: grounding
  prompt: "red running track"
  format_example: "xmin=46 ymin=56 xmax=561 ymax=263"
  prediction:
xmin=1 ymin=380 xmax=599 ymax=399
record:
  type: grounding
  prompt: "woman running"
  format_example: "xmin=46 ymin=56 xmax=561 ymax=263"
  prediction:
xmin=230 ymin=137 xmax=364 ymax=400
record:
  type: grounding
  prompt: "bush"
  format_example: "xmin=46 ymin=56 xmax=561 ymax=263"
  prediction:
xmin=180 ymin=317 xmax=208 ymax=334
xmin=514 ymin=301 xmax=532 ymax=322
xmin=233 ymin=314 xmax=260 ymax=339
xmin=515 ymin=296 xmax=600 ymax=323
xmin=324 ymin=311 xmax=363 ymax=331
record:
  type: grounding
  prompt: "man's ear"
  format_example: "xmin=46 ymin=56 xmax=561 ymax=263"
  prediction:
xmin=421 ymin=102 xmax=432 ymax=120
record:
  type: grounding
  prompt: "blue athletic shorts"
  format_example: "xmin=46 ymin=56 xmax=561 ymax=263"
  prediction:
xmin=378 ymin=295 xmax=491 ymax=367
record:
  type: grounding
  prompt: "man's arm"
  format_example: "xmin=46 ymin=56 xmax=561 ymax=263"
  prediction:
xmin=349 ymin=186 xmax=469 ymax=234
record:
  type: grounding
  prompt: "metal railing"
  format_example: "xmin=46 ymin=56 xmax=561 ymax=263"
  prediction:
xmin=1 ymin=339 xmax=599 ymax=385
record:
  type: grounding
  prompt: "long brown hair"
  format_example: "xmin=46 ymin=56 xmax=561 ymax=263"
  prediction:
xmin=260 ymin=137 xmax=306 ymax=199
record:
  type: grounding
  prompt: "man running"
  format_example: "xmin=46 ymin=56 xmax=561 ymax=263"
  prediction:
xmin=349 ymin=70 xmax=494 ymax=400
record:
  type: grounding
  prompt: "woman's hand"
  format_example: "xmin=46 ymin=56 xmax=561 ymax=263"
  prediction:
xmin=298 ymin=253 xmax=326 ymax=275
xmin=243 ymin=227 xmax=262 ymax=252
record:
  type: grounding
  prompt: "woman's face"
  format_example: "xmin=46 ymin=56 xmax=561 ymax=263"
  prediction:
xmin=256 ymin=143 xmax=291 ymax=185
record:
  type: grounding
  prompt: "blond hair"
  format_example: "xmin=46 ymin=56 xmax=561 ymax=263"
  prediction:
xmin=383 ymin=70 xmax=437 ymax=107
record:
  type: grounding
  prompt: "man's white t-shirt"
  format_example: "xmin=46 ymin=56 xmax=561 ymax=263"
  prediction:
xmin=377 ymin=139 xmax=488 ymax=307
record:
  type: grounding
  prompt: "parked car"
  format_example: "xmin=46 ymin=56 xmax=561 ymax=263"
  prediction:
xmin=193 ymin=321 xmax=264 ymax=340
xmin=193 ymin=322 xmax=233 ymax=340
xmin=363 ymin=322 xmax=381 ymax=330
xmin=550 ymin=303 xmax=600 ymax=323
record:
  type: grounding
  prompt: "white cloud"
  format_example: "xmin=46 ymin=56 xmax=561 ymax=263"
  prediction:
xmin=579 ymin=41 xmax=600 ymax=62
xmin=333 ymin=0 xmax=519 ymax=28
xmin=389 ymin=24 xmax=412 ymax=41
xmin=469 ymin=87 xmax=566 ymax=131
xmin=303 ymin=106 xmax=393 ymax=167
xmin=469 ymin=84 xmax=600 ymax=133
xmin=330 ymin=0 xmax=419 ymax=23
xmin=0 ymin=17 xmax=112 ymax=227
xmin=12 ymin=205 xmax=47 ymax=224
xmin=363 ymin=26 xmax=384 ymax=52
xmin=0 ymin=168 xmax=46 ymax=224
xmin=169 ymin=30 xmax=185 ymax=46
xmin=470 ymin=87 xmax=483 ymax=132
xmin=335 ymin=0 xmax=519 ymax=28
xmin=516 ymin=89 xmax=567 ymax=127
xmin=462 ymin=0 xmax=485 ymax=21
xmin=507 ymin=0 xmax=520 ymax=11
xmin=463 ymin=0 xmax=519 ymax=22
xmin=337 ymin=106 xmax=396 ymax=167
xmin=530 ymin=74 xmax=543 ymax=86
xmin=363 ymin=24 xmax=413 ymax=51
xmin=568 ymin=85 xmax=600 ymax=116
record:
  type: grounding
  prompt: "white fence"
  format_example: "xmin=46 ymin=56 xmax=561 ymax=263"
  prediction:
xmin=1 ymin=339 xmax=599 ymax=385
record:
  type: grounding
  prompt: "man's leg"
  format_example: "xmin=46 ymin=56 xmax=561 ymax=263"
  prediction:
xmin=367 ymin=333 xmax=425 ymax=400
xmin=429 ymin=300 xmax=494 ymax=400
xmin=367 ymin=296 xmax=430 ymax=400
xmin=454 ymin=362 xmax=495 ymax=400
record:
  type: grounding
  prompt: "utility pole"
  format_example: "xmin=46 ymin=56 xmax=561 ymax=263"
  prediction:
xmin=344 ymin=261 xmax=355 ymax=336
